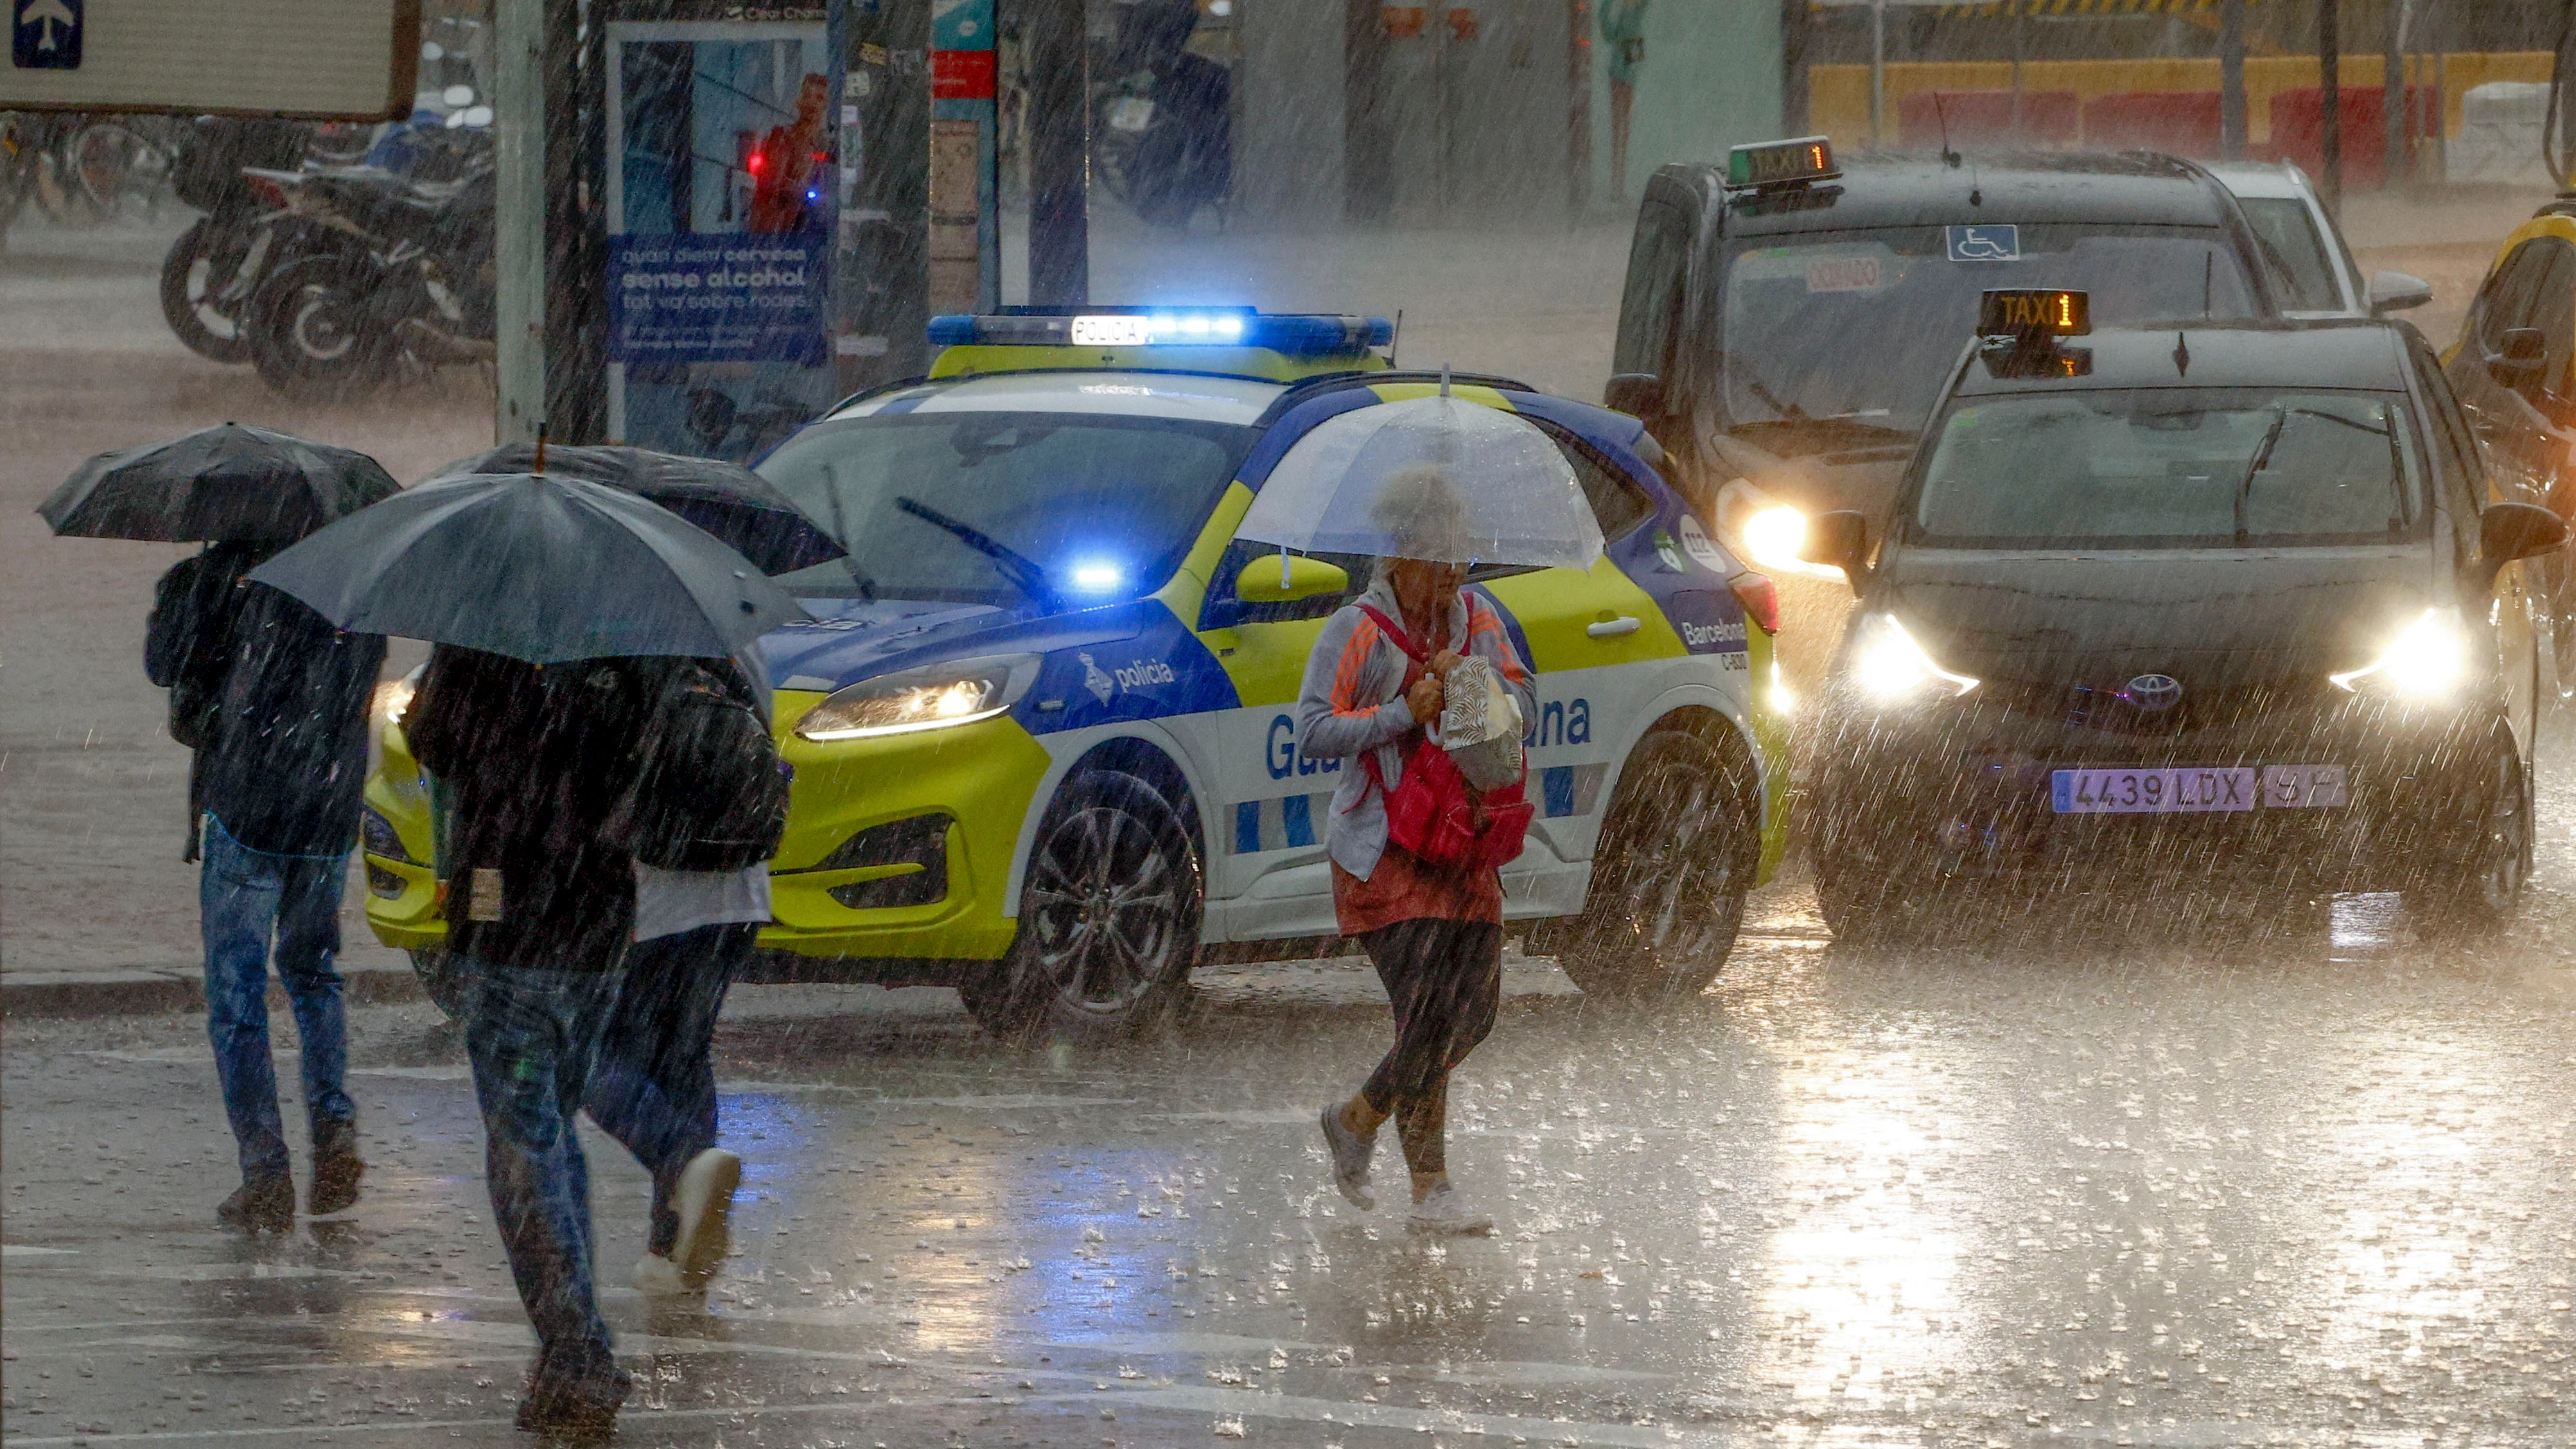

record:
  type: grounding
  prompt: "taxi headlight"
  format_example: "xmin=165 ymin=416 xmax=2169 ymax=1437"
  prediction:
xmin=1713 ymin=478 xmax=1842 ymax=579
xmin=1846 ymin=613 xmax=1979 ymax=703
xmin=2330 ymin=608 xmax=2468 ymax=698
xmin=794 ymin=654 xmax=1042 ymax=742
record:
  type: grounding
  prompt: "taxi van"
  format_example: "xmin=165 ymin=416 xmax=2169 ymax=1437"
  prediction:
xmin=1797 ymin=289 xmax=2565 ymax=944
xmin=361 ymin=308 xmax=1792 ymax=1039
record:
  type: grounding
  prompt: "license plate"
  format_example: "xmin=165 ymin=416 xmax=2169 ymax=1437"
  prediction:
xmin=1108 ymin=97 xmax=1155 ymax=132
xmin=2049 ymin=765 xmax=2347 ymax=814
xmin=2052 ymin=767 xmax=2254 ymax=814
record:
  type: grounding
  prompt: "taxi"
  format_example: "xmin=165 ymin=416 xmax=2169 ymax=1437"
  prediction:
xmin=1799 ymin=289 xmax=2564 ymax=944
xmin=360 ymin=308 xmax=1792 ymax=1039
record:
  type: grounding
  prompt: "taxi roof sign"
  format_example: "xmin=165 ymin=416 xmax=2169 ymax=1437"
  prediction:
xmin=929 ymin=308 xmax=1394 ymax=356
xmin=1979 ymin=288 xmax=2091 ymax=338
xmin=1726 ymin=136 xmax=1839 ymax=191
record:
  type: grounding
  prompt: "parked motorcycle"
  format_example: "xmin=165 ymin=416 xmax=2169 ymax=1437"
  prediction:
xmin=242 ymin=157 xmax=496 ymax=401
xmin=159 ymin=118 xmax=315 ymax=363
xmin=1091 ymin=0 xmax=1231 ymax=228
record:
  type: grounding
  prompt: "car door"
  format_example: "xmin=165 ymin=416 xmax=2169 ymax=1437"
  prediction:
xmin=2451 ymin=236 xmax=2576 ymax=516
xmin=2419 ymin=343 xmax=2539 ymax=754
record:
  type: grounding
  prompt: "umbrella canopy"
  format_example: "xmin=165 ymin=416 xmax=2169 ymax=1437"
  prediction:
xmin=1238 ymin=391 xmax=1604 ymax=570
xmin=432 ymin=442 xmax=846 ymax=575
xmin=38 ymin=423 xmax=399 ymax=543
xmin=247 ymin=471 xmax=807 ymax=663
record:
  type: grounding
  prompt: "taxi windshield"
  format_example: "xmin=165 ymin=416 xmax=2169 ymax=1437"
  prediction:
xmin=1909 ymin=387 xmax=2424 ymax=549
xmin=1719 ymin=225 xmax=2259 ymax=448
xmin=757 ymin=410 xmax=1256 ymax=606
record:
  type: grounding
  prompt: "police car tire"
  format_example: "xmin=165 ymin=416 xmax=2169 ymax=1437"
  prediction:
xmin=407 ymin=947 xmax=468 ymax=1023
xmin=1546 ymin=728 xmax=1753 ymax=1003
xmin=2410 ymin=728 xmax=2529 ymax=942
xmin=965 ymin=768 xmax=1204 ymax=1043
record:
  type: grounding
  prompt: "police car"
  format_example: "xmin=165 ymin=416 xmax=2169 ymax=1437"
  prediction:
xmin=1798 ymin=290 xmax=2564 ymax=942
xmin=362 ymin=308 xmax=1792 ymax=1038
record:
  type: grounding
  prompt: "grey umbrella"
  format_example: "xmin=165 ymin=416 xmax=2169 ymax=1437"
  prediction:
xmin=430 ymin=442 xmax=846 ymax=575
xmin=247 ymin=471 xmax=806 ymax=663
xmin=39 ymin=423 xmax=399 ymax=543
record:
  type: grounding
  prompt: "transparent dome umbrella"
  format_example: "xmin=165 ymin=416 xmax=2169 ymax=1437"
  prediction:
xmin=37 ymin=422 xmax=399 ymax=543
xmin=429 ymin=441 xmax=846 ymax=575
xmin=1236 ymin=383 xmax=1604 ymax=572
xmin=247 ymin=471 xmax=806 ymax=664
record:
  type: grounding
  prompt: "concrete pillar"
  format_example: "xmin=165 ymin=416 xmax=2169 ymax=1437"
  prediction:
xmin=493 ymin=0 xmax=545 ymax=444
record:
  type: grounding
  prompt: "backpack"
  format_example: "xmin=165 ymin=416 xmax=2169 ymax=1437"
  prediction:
xmin=605 ymin=661 xmax=790 ymax=874
xmin=145 ymin=552 xmax=256 ymax=751
xmin=1353 ymin=603 xmax=1534 ymax=872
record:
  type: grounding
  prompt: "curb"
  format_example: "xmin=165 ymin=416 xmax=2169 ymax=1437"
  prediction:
xmin=1 ymin=962 xmax=425 ymax=1018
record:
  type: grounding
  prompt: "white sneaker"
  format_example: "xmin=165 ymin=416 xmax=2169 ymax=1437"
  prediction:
xmin=669 ymin=1148 xmax=742 ymax=1290
xmin=1405 ymin=1184 xmax=1494 ymax=1237
xmin=1319 ymin=1104 xmax=1376 ymax=1209
xmin=629 ymin=1252 xmax=685 ymax=1296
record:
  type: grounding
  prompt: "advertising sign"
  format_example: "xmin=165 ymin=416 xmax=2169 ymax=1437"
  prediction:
xmin=605 ymin=18 xmax=837 ymax=462
xmin=1 ymin=0 xmax=419 ymax=118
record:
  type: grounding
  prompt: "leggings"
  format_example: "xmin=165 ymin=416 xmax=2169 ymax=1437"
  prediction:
xmin=1358 ymin=917 xmax=1503 ymax=1176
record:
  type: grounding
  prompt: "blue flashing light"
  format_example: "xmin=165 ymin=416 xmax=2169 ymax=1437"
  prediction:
xmin=1067 ymin=561 xmax=1126 ymax=593
xmin=929 ymin=308 xmax=1392 ymax=356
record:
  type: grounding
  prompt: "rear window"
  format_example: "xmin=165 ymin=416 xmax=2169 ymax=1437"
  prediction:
xmin=1910 ymin=387 xmax=2424 ymax=549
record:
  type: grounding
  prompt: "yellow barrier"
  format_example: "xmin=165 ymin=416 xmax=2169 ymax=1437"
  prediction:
xmin=1810 ymin=51 xmax=2553 ymax=152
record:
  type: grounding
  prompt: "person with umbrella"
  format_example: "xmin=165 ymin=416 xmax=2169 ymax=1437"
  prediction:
xmin=1249 ymin=382 xmax=1597 ymax=1236
xmin=41 ymin=423 xmax=399 ymax=1231
xmin=252 ymin=468 xmax=803 ymax=1437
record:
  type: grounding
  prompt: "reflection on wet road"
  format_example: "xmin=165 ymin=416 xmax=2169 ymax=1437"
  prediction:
xmin=11 ymin=891 xmax=2576 ymax=1446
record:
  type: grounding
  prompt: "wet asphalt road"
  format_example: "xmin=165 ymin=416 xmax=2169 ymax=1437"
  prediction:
xmin=15 ymin=837 xmax=2576 ymax=1448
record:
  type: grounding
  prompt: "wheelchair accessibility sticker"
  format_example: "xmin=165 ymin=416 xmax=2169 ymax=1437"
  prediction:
xmin=1946 ymin=224 xmax=2021 ymax=262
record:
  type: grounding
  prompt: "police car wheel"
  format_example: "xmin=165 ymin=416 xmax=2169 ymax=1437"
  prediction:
xmin=2410 ymin=728 xmax=2529 ymax=941
xmin=1546 ymin=729 xmax=1753 ymax=1002
xmin=968 ymin=768 xmax=1203 ymax=1042
xmin=407 ymin=948 xmax=468 ymax=1023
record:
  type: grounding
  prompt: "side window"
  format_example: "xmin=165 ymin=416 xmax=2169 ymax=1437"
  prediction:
xmin=2473 ymin=240 xmax=2555 ymax=358
xmin=2414 ymin=349 xmax=2488 ymax=563
xmin=1612 ymin=198 xmax=1692 ymax=380
xmin=2527 ymin=241 xmax=2576 ymax=401
xmin=1550 ymin=430 xmax=1658 ymax=543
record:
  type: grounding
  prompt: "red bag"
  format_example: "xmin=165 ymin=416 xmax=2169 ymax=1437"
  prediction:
xmin=1354 ymin=604 xmax=1534 ymax=871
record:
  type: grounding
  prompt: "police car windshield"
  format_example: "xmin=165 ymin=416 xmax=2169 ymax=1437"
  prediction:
xmin=1911 ymin=387 xmax=2423 ymax=549
xmin=758 ymin=412 xmax=1256 ymax=606
xmin=1721 ymin=226 xmax=2258 ymax=445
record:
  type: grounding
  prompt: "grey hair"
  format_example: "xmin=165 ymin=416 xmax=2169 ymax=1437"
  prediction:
xmin=1369 ymin=464 xmax=1471 ymax=566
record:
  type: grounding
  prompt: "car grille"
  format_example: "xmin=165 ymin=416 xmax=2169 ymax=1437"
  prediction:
xmin=1989 ymin=676 xmax=2332 ymax=737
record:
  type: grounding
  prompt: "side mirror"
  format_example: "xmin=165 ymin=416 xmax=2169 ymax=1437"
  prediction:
xmin=1602 ymin=373 xmax=1664 ymax=419
xmin=2479 ymin=500 xmax=2568 ymax=565
xmin=1236 ymin=553 xmax=1349 ymax=604
xmin=2489 ymin=328 xmax=2548 ymax=387
xmin=2365 ymin=270 xmax=2433 ymax=313
xmin=1800 ymin=509 xmax=1871 ymax=586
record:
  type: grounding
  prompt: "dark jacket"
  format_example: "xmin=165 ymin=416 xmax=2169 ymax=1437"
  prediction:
xmin=200 ymin=584 xmax=385 ymax=856
xmin=406 ymin=646 xmax=648 ymax=970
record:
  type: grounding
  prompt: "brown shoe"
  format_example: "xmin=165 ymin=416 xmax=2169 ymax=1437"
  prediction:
xmin=218 ymin=1175 xmax=295 ymax=1231
xmin=310 ymin=1120 xmax=364 ymax=1216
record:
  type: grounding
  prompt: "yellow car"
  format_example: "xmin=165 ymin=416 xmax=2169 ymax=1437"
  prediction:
xmin=362 ymin=308 xmax=1792 ymax=1038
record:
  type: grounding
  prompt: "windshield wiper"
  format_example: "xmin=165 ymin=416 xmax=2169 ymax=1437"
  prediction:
xmin=896 ymin=496 xmax=1060 ymax=608
xmin=2232 ymin=406 xmax=2290 ymax=541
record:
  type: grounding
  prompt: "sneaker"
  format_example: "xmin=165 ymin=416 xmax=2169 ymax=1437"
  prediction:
xmin=309 ymin=1121 xmax=364 ymax=1216
xmin=668 ymin=1148 xmax=741 ymax=1290
xmin=629 ymin=1252 xmax=685 ymax=1297
xmin=217 ymin=1175 xmax=295 ymax=1231
xmin=1318 ymin=1104 xmax=1376 ymax=1210
xmin=1405 ymin=1184 xmax=1494 ymax=1237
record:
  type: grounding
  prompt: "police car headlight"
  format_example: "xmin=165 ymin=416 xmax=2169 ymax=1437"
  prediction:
xmin=2330 ymin=608 xmax=2469 ymax=699
xmin=1713 ymin=479 xmax=1841 ymax=579
xmin=1847 ymin=613 xmax=1979 ymax=703
xmin=795 ymin=654 xmax=1042 ymax=742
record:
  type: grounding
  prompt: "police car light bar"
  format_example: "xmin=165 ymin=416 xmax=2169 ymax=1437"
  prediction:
xmin=1979 ymin=288 xmax=2091 ymax=338
xmin=928 ymin=309 xmax=1396 ymax=356
xmin=1726 ymin=136 xmax=1839 ymax=191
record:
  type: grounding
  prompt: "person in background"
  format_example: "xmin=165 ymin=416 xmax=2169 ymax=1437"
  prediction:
xmin=585 ymin=653 xmax=783 ymax=1297
xmin=1599 ymin=0 xmax=1650 ymax=200
xmin=1301 ymin=469 xmax=1534 ymax=1236
xmin=405 ymin=647 xmax=648 ymax=1439
xmin=146 ymin=549 xmax=385 ymax=1231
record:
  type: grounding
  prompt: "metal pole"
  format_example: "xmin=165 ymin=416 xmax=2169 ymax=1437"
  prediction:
xmin=1019 ymin=0 xmax=1088 ymax=305
xmin=2320 ymin=0 xmax=2342 ymax=220
xmin=2220 ymin=0 xmax=2247 ymax=159
xmin=1870 ymin=0 xmax=1885 ymax=148
xmin=493 ymin=0 xmax=545 ymax=444
xmin=2385 ymin=0 xmax=2409 ymax=189
xmin=2010 ymin=0 xmax=2024 ymax=140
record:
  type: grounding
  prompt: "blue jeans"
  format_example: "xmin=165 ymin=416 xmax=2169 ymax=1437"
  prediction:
xmin=586 ymin=922 xmax=754 ymax=1256
xmin=199 ymin=814 xmax=354 ymax=1182
xmin=459 ymin=961 xmax=629 ymax=1398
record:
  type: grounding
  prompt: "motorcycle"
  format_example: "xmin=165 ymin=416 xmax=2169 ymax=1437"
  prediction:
xmin=1090 ymin=0 xmax=1231 ymax=228
xmin=242 ymin=157 xmax=496 ymax=401
xmin=159 ymin=118 xmax=315 ymax=363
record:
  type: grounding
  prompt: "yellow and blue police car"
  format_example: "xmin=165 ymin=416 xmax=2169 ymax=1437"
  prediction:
xmin=360 ymin=308 xmax=1791 ymax=1039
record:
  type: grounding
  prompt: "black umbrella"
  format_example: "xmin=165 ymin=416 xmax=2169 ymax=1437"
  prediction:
xmin=430 ymin=442 xmax=845 ymax=575
xmin=39 ymin=423 xmax=399 ymax=542
xmin=247 ymin=471 xmax=807 ymax=663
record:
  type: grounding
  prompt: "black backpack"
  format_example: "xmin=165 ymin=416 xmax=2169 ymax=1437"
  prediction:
xmin=606 ymin=660 xmax=789 ymax=874
xmin=145 ymin=552 xmax=258 ymax=750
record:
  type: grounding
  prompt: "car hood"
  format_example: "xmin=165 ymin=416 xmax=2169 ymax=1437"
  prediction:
xmin=760 ymin=595 xmax=1153 ymax=694
xmin=1704 ymin=430 xmax=1914 ymax=523
xmin=1879 ymin=545 xmax=2437 ymax=689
